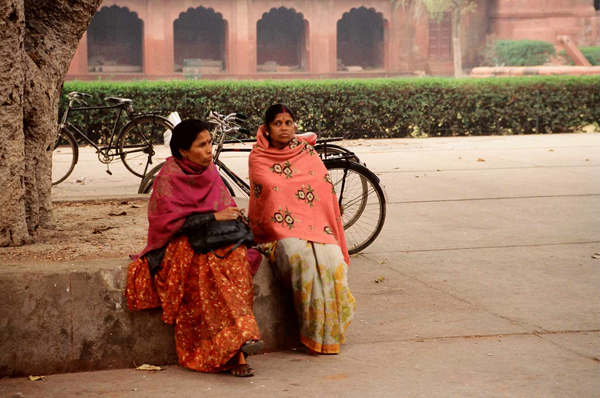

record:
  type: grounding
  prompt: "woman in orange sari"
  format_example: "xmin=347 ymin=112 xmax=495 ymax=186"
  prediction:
xmin=249 ymin=104 xmax=355 ymax=354
xmin=126 ymin=119 xmax=262 ymax=377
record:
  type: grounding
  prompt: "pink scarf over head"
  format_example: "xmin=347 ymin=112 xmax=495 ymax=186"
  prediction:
xmin=132 ymin=156 xmax=235 ymax=260
xmin=248 ymin=125 xmax=349 ymax=265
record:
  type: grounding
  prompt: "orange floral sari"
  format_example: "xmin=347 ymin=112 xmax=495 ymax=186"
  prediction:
xmin=127 ymin=236 xmax=259 ymax=373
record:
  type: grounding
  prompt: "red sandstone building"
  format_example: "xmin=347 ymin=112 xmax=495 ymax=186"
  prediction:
xmin=66 ymin=0 xmax=599 ymax=79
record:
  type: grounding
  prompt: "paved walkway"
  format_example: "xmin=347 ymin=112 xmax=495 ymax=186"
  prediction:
xmin=3 ymin=133 xmax=599 ymax=397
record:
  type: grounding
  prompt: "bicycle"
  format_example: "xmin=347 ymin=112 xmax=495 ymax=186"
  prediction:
xmin=138 ymin=111 xmax=361 ymax=195
xmin=52 ymin=91 xmax=174 ymax=185
xmin=138 ymin=111 xmax=386 ymax=254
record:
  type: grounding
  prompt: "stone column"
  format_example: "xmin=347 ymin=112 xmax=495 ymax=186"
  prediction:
xmin=383 ymin=20 xmax=390 ymax=71
xmin=230 ymin=0 xmax=253 ymax=75
xmin=66 ymin=32 xmax=88 ymax=77
xmin=306 ymin=0 xmax=332 ymax=74
xmin=389 ymin=4 xmax=406 ymax=72
xmin=327 ymin=0 xmax=338 ymax=73
xmin=144 ymin=0 xmax=173 ymax=76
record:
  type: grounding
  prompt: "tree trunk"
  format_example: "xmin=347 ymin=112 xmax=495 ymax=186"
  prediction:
xmin=452 ymin=5 xmax=462 ymax=78
xmin=0 ymin=0 xmax=102 ymax=247
xmin=0 ymin=1 xmax=29 ymax=246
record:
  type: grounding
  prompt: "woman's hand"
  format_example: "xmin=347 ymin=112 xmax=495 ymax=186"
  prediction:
xmin=214 ymin=207 xmax=244 ymax=221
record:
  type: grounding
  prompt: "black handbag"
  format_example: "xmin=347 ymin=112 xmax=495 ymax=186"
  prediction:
xmin=186 ymin=217 xmax=254 ymax=259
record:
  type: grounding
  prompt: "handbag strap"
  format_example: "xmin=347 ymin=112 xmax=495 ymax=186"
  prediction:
xmin=210 ymin=236 xmax=247 ymax=259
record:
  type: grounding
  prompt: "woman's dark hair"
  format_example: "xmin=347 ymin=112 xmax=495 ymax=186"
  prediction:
xmin=169 ymin=119 xmax=213 ymax=159
xmin=264 ymin=104 xmax=296 ymax=130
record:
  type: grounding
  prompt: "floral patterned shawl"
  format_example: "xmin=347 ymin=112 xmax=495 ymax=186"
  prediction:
xmin=248 ymin=125 xmax=349 ymax=265
xmin=132 ymin=156 xmax=235 ymax=260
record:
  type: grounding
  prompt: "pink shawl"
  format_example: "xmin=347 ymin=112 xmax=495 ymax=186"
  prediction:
xmin=248 ymin=125 xmax=349 ymax=265
xmin=132 ymin=156 xmax=235 ymax=260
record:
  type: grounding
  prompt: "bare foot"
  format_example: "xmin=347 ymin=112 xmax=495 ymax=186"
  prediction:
xmin=230 ymin=363 xmax=254 ymax=377
xmin=230 ymin=351 xmax=254 ymax=377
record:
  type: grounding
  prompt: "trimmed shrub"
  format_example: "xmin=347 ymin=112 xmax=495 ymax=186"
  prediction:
xmin=560 ymin=46 xmax=600 ymax=66
xmin=61 ymin=76 xmax=600 ymax=143
xmin=581 ymin=46 xmax=600 ymax=66
xmin=483 ymin=40 xmax=556 ymax=67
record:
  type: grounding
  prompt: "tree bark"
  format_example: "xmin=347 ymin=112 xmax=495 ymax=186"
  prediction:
xmin=0 ymin=0 xmax=101 ymax=247
xmin=0 ymin=0 xmax=29 ymax=245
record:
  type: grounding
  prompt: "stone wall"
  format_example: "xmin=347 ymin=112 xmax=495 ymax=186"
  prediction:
xmin=64 ymin=0 xmax=599 ymax=79
xmin=490 ymin=0 xmax=599 ymax=46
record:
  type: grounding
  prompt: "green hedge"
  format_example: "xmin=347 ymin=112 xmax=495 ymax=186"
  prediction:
xmin=560 ymin=46 xmax=600 ymax=66
xmin=483 ymin=40 xmax=556 ymax=67
xmin=61 ymin=76 xmax=599 ymax=143
xmin=581 ymin=46 xmax=600 ymax=66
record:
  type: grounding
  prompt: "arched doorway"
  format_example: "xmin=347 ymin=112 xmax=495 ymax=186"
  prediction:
xmin=257 ymin=7 xmax=307 ymax=72
xmin=337 ymin=7 xmax=386 ymax=71
xmin=87 ymin=5 xmax=143 ymax=73
xmin=173 ymin=7 xmax=227 ymax=74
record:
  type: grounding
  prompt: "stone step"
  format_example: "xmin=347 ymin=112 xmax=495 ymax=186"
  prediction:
xmin=0 ymin=255 xmax=298 ymax=377
xmin=88 ymin=65 xmax=144 ymax=73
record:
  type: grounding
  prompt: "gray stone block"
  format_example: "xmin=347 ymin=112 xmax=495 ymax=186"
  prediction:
xmin=0 ymin=255 xmax=298 ymax=376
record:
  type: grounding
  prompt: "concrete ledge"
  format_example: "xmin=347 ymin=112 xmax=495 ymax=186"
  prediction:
xmin=0 ymin=256 xmax=299 ymax=377
xmin=51 ymin=194 xmax=150 ymax=204
xmin=471 ymin=66 xmax=600 ymax=77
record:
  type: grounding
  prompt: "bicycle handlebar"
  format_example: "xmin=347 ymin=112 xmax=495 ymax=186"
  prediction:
xmin=67 ymin=92 xmax=91 ymax=99
xmin=66 ymin=92 xmax=92 ymax=107
xmin=208 ymin=110 xmax=247 ymax=126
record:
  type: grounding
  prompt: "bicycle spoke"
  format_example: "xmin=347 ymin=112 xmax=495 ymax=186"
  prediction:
xmin=342 ymin=188 xmax=376 ymax=209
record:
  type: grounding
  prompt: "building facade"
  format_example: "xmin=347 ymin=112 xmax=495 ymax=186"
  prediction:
xmin=66 ymin=0 xmax=599 ymax=79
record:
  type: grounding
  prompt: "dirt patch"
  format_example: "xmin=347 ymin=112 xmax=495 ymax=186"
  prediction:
xmin=0 ymin=200 xmax=148 ymax=265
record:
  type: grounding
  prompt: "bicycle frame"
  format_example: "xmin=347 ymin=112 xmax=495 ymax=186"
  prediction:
xmin=59 ymin=102 xmax=159 ymax=158
xmin=214 ymin=159 xmax=251 ymax=197
xmin=58 ymin=103 xmax=129 ymax=155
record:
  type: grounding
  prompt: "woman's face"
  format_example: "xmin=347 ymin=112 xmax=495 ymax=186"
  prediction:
xmin=179 ymin=130 xmax=213 ymax=167
xmin=267 ymin=112 xmax=296 ymax=149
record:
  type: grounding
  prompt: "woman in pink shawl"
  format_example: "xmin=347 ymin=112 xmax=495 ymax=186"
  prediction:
xmin=249 ymin=104 xmax=356 ymax=354
xmin=126 ymin=119 xmax=262 ymax=377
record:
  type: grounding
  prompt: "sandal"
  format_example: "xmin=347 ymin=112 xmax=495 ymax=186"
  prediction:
xmin=241 ymin=339 xmax=265 ymax=355
xmin=230 ymin=363 xmax=254 ymax=378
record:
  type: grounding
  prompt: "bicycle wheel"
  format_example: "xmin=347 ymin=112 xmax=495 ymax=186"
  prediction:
xmin=118 ymin=115 xmax=173 ymax=178
xmin=138 ymin=161 xmax=165 ymax=194
xmin=52 ymin=128 xmax=78 ymax=185
xmin=324 ymin=159 xmax=386 ymax=254
xmin=221 ymin=176 xmax=235 ymax=197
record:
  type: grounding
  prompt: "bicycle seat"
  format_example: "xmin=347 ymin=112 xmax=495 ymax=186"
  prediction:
xmin=296 ymin=132 xmax=317 ymax=146
xmin=106 ymin=97 xmax=133 ymax=105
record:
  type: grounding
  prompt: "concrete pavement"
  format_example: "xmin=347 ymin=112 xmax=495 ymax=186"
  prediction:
xmin=2 ymin=133 xmax=599 ymax=397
